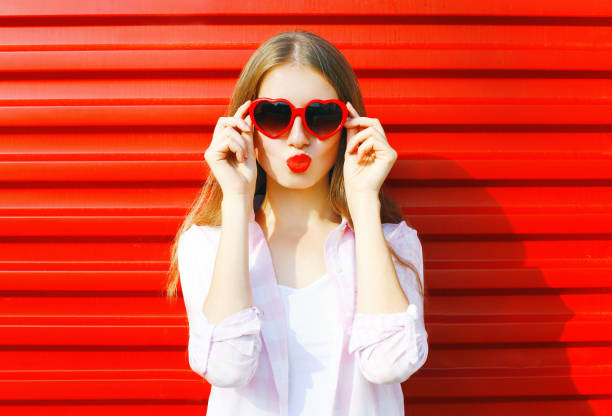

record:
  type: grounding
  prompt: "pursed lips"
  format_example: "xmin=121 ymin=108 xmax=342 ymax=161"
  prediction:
xmin=286 ymin=153 xmax=312 ymax=173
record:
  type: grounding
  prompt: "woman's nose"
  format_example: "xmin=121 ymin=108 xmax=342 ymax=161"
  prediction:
xmin=287 ymin=115 xmax=310 ymax=147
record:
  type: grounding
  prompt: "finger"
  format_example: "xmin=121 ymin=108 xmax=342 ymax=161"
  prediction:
xmin=222 ymin=116 xmax=251 ymax=134
xmin=225 ymin=137 xmax=248 ymax=162
xmin=222 ymin=120 xmax=253 ymax=157
xmin=345 ymin=118 xmax=384 ymax=139
xmin=344 ymin=114 xmax=369 ymax=128
xmin=371 ymin=118 xmax=385 ymax=137
xmin=344 ymin=102 xmax=362 ymax=131
xmin=235 ymin=120 xmax=254 ymax=151
xmin=208 ymin=135 xmax=243 ymax=163
xmin=234 ymin=139 xmax=249 ymax=162
xmin=222 ymin=127 xmax=248 ymax=159
xmin=346 ymin=126 xmax=375 ymax=154
xmin=241 ymin=130 xmax=254 ymax=154
xmin=355 ymin=138 xmax=377 ymax=163
xmin=232 ymin=99 xmax=251 ymax=119
xmin=346 ymin=101 xmax=359 ymax=118
xmin=355 ymin=117 xmax=383 ymax=135
xmin=244 ymin=114 xmax=253 ymax=129
xmin=235 ymin=101 xmax=252 ymax=125
xmin=225 ymin=125 xmax=248 ymax=144
xmin=344 ymin=116 xmax=368 ymax=131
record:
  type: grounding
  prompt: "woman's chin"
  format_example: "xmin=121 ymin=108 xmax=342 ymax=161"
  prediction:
xmin=267 ymin=171 xmax=318 ymax=190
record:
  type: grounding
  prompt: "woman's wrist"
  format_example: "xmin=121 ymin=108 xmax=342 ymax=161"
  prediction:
xmin=222 ymin=194 xmax=253 ymax=219
xmin=349 ymin=195 xmax=381 ymax=228
xmin=347 ymin=191 xmax=380 ymax=217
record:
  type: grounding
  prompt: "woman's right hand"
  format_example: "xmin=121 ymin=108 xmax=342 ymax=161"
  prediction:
xmin=204 ymin=99 xmax=257 ymax=198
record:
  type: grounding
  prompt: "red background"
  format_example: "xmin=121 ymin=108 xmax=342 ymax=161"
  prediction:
xmin=1 ymin=1 xmax=611 ymax=414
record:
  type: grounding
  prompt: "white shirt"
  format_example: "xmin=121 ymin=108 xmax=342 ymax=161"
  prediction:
xmin=278 ymin=273 xmax=342 ymax=415
xmin=178 ymin=208 xmax=428 ymax=415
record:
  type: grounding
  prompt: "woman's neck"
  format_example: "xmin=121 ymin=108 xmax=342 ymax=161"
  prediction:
xmin=256 ymin=177 xmax=340 ymax=238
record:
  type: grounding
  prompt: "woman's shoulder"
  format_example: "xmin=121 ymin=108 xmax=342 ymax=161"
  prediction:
xmin=381 ymin=220 xmax=418 ymax=239
xmin=340 ymin=217 xmax=418 ymax=240
xmin=380 ymin=220 xmax=422 ymax=266
xmin=179 ymin=223 xmax=221 ymax=250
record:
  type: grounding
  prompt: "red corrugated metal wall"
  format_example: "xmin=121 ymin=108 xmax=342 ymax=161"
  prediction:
xmin=1 ymin=1 xmax=611 ymax=415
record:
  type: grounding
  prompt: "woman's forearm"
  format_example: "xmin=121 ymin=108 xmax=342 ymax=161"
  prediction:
xmin=202 ymin=194 xmax=254 ymax=324
xmin=350 ymin=192 xmax=411 ymax=315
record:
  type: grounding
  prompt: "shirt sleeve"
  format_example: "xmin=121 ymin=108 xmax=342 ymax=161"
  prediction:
xmin=177 ymin=224 xmax=264 ymax=388
xmin=348 ymin=220 xmax=429 ymax=385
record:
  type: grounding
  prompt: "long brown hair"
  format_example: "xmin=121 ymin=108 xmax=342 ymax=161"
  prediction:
xmin=165 ymin=30 xmax=425 ymax=308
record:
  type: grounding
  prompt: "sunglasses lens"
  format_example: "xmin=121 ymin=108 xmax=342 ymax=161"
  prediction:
xmin=253 ymin=101 xmax=292 ymax=137
xmin=305 ymin=102 xmax=344 ymax=138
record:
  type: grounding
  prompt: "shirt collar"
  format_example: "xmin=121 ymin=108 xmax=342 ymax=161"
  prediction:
xmin=249 ymin=206 xmax=352 ymax=232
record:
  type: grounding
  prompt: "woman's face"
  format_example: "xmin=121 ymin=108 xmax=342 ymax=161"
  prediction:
xmin=253 ymin=64 xmax=343 ymax=190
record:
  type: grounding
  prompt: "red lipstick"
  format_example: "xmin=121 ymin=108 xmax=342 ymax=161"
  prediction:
xmin=286 ymin=153 xmax=311 ymax=173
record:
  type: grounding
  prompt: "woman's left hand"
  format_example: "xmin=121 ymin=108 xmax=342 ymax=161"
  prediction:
xmin=343 ymin=101 xmax=397 ymax=202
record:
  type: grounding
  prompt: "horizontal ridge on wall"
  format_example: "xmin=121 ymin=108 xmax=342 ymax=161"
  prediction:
xmin=1 ymin=0 xmax=612 ymax=17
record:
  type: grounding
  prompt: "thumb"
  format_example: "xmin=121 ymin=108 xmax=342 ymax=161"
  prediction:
xmin=345 ymin=126 xmax=355 ymax=154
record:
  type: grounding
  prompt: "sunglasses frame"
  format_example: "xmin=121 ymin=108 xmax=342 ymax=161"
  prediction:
xmin=248 ymin=97 xmax=348 ymax=140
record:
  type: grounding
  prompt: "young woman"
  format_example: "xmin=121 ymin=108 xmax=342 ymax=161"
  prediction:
xmin=165 ymin=30 xmax=428 ymax=415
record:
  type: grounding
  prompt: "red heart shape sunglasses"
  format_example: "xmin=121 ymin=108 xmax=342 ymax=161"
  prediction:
xmin=248 ymin=98 xmax=348 ymax=140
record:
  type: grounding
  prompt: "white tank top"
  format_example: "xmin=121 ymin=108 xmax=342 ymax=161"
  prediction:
xmin=277 ymin=273 xmax=342 ymax=415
